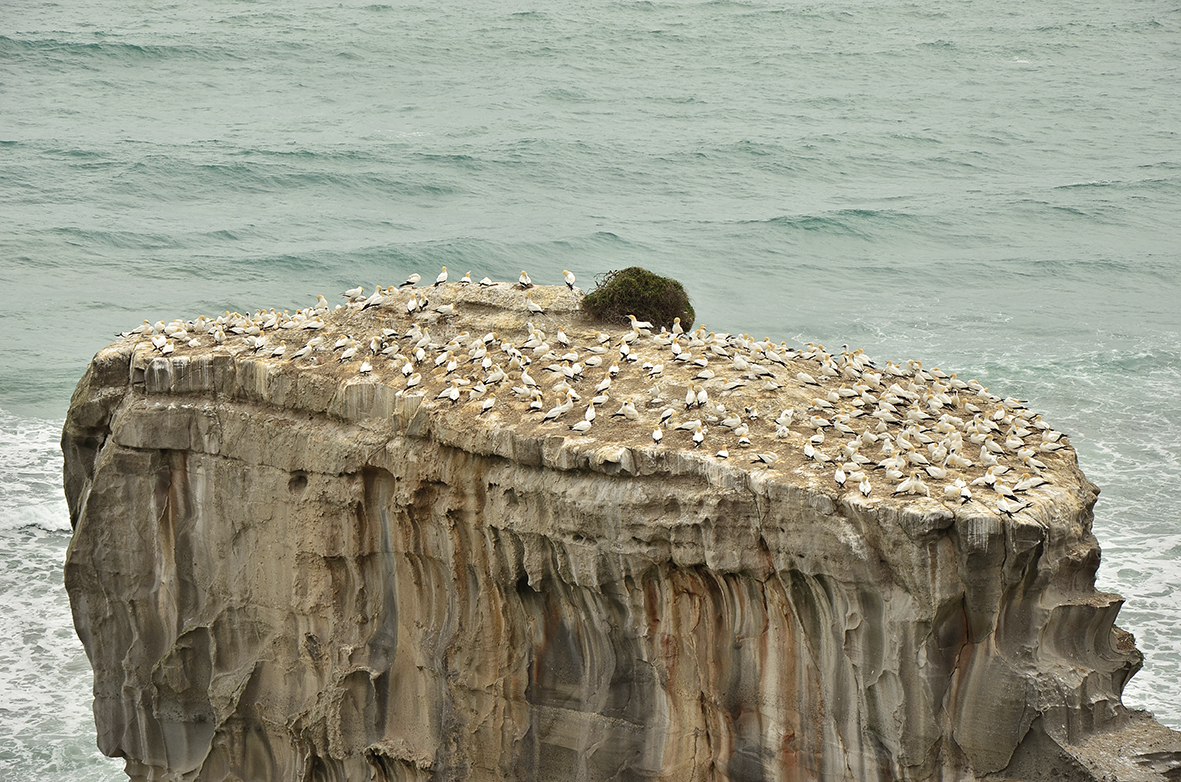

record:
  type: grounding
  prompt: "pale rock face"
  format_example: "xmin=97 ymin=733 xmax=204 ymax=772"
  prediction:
xmin=62 ymin=285 xmax=1177 ymax=781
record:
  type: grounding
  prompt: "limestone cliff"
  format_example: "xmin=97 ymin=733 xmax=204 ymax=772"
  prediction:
xmin=63 ymin=283 xmax=1181 ymax=781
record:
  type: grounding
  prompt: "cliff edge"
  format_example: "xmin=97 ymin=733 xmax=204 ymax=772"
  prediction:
xmin=63 ymin=282 xmax=1181 ymax=781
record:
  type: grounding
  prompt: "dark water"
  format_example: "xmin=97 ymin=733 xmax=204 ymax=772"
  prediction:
xmin=2 ymin=0 xmax=1179 ymax=777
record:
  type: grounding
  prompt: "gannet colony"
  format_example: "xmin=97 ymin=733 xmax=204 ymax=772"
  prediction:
xmin=114 ymin=271 xmax=1066 ymax=504
xmin=63 ymin=271 xmax=1180 ymax=782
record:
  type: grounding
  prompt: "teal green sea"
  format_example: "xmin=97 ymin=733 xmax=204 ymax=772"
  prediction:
xmin=2 ymin=0 xmax=1179 ymax=777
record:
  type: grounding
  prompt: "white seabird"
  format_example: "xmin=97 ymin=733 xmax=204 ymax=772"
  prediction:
xmin=628 ymin=314 xmax=653 ymax=333
xmin=993 ymin=482 xmax=1018 ymax=500
xmin=563 ymin=269 xmax=576 ymax=290
xmin=1021 ymin=453 xmax=1049 ymax=471
xmin=997 ymin=497 xmax=1027 ymax=516
xmin=434 ymin=382 xmax=459 ymax=404
xmin=612 ymin=400 xmax=639 ymax=420
xmin=924 ymin=463 xmax=948 ymax=481
xmin=434 ymin=266 xmax=448 ymax=287
xmin=361 ymin=286 xmax=386 ymax=310
xmin=893 ymin=471 xmax=929 ymax=497
xmin=400 ymin=274 xmax=421 ymax=288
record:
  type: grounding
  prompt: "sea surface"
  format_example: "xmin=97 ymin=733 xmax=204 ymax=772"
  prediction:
xmin=2 ymin=0 xmax=1179 ymax=777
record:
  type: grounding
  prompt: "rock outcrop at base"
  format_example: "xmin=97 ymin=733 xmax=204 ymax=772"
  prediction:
xmin=63 ymin=283 xmax=1179 ymax=781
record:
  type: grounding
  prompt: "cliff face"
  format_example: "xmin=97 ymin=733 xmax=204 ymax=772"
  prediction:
xmin=63 ymin=285 xmax=1172 ymax=781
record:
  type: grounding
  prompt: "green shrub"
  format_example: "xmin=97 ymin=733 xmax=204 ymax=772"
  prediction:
xmin=582 ymin=267 xmax=694 ymax=331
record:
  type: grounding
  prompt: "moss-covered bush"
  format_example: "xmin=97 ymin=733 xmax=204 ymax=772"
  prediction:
xmin=582 ymin=267 xmax=694 ymax=331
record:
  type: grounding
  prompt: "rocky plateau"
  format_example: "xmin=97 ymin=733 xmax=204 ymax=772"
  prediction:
xmin=63 ymin=281 xmax=1181 ymax=781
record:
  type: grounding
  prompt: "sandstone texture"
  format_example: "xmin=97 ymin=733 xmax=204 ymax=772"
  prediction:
xmin=63 ymin=283 xmax=1181 ymax=781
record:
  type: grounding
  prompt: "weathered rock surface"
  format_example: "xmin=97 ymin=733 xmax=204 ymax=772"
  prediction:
xmin=63 ymin=283 xmax=1181 ymax=781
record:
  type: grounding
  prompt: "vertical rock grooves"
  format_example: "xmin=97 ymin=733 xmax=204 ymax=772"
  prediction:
xmin=62 ymin=289 xmax=1170 ymax=781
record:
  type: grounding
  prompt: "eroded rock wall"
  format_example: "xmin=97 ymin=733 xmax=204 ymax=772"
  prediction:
xmin=63 ymin=335 xmax=1151 ymax=782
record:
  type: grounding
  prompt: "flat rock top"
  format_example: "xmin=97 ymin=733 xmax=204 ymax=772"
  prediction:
xmin=111 ymin=280 xmax=1082 ymax=518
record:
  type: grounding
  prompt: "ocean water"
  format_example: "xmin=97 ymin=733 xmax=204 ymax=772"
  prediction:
xmin=2 ymin=0 xmax=1179 ymax=777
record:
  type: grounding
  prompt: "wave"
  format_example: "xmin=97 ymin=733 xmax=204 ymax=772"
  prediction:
xmin=90 ymin=152 xmax=469 ymax=200
xmin=360 ymin=230 xmax=636 ymax=271
xmin=1053 ymin=176 xmax=1180 ymax=194
xmin=44 ymin=226 xmax=182 ymax=251
xmin=742 ymin=208 xmax=927 ymax=239
xmin=0 ymin=34 xmax=240 ymax=64
xmin=1 ymin=520 xmax=126 ymax=780
xmin=0 ymin=409 xmax=69 ymax=533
